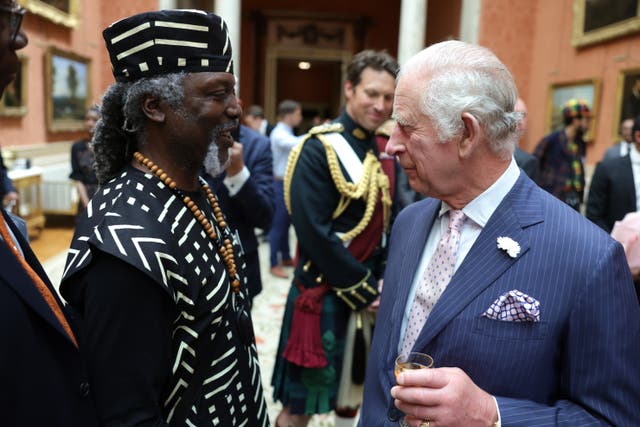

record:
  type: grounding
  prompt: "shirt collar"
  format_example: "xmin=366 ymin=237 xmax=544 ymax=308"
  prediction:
xmin=438 ymin=157 xmax=520 ymax=228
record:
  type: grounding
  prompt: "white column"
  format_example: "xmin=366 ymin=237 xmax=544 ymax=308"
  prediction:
xmin=215 ymin=0 xmax=241 ymax=93
xmin=459 ymin=0 xmax=481 ymax=44
xmin=158 ymin=0 xmax=176 ymax=9
xmin=397 ymin=0 xmax=427 ymax=66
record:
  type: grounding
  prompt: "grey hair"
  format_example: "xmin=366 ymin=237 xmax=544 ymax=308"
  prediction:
xmin=402 ymin=40 xmax=523 ymax=158
xmin=92 ymin=73 xmax=186 ymax=183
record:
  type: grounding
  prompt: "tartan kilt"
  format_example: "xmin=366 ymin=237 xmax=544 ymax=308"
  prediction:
xmin=271 ymin=282 xmax=351 ymax=415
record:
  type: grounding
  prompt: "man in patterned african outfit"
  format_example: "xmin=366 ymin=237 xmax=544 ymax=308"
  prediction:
xmin=60 ymin=10 xmax=269 ymax=427
xmin=271 ymin=50 xmax=400 ymax=427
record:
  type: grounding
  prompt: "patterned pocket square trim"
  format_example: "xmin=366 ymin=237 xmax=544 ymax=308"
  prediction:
xmin=482 ymin=289 xmax=540 ymax=322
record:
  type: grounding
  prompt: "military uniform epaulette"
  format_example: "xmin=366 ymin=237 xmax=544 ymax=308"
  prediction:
xmin=375 ymin=119 xmax=394 ymax=137
xmin=284 ymin=120 xmax=392 ymax=241
xmin=308 ymin=122 xmax=344 ymax=136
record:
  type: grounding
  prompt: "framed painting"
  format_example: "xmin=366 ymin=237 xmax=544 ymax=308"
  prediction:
xmin=45 ymin=47 xmax=90 ymax=132
xmin=572 ymin=0 xmax=640 ymax=47
xmin=19 ymin=0 xmax=79 ymax=28
xmin=612 ymin=68 xmax=640 ymax=138
xmin=545 ymin=79 xmax=601 ymax=142
xmin=0 ymin=55 xmax=28 ymax=116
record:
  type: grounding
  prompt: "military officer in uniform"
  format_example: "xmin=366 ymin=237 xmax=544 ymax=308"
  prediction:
xmin=271 ymin=50 xmax=399 ymax=427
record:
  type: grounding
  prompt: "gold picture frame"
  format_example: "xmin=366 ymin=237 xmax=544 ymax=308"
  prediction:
xmin=612 ymin=68 xmax=640 ymax=139
xmin=572 ymin=0 xmax=640 ymax=48
xmin=545 ymin=79 xmax=601 ymax=142
xmin=0 ymin=55 xmax=28 ymax=117
xmin=45 ymin=47 xmax=91 ymax=132
xmin=19 ymin=0 xmax=79 ymax=28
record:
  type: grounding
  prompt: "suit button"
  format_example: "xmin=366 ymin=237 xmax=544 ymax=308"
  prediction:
xmin=387 ymin=406 xmax=402 ymax=422
xmin=79 ymin=382 xmax=90 ymax=398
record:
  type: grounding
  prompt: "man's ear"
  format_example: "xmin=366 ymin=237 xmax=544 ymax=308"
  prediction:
xmin=459 ymin=112 xmax=481 ymax=158
xmin=344 ymin=80 xmax=354 ymax=101
xmin=141 ymin=95 xmax=166 ymax=123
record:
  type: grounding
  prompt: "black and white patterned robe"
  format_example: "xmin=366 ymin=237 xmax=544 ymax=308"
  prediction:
xmin=61 ymin=165 xmax=269 ymax=426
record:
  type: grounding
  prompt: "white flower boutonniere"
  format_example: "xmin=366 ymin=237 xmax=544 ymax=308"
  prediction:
xmin=497 ymin=236 xmax=520 ymax=258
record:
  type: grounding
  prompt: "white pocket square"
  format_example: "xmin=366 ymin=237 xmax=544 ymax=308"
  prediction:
xmin=482 ymin=289 xmax=540 ymax=322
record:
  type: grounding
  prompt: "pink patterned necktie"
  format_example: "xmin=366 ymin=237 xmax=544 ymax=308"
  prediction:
xmin=400 ymin=209 xmax=466 ymax=354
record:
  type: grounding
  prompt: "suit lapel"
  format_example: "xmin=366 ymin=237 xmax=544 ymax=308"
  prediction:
xmin=622 ymin=156 xmax=636 ymax=209
xmin=388 ymin=201 xmax=439 ymax=351
xmin=412 ymin=175 xmax=543 ymax=350
xmin=0 ymin=210 xmax=75 ymax=346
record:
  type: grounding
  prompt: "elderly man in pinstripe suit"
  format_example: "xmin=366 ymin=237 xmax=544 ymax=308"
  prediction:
xmin=359 ymin=40 xmax=640 ymax=427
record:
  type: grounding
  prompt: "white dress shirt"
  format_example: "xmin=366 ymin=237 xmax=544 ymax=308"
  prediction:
xmin=619 ymin=140 xmax=631 ymax=157
xmin=270 ymin=122 xmax=303 ymax=178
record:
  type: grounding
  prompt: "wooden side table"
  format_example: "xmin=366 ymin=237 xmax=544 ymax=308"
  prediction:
xmin=7 ymin=167 xmax=46 ymax=238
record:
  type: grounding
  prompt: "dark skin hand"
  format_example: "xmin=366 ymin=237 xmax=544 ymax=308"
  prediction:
xmin=226 ymin=141 xmax=244 ymax=177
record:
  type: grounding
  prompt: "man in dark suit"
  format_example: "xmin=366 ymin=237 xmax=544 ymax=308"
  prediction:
xmin=602 ymin=117 xmax=634 ymax=161
xmin=513 ymin=147 xmax=537 ymax=180
xmin=0 ymin=2 xmax=99 ymax=425
xmin=586 ymin=115 xmax=640 ymax=233
xmin=513 ymin=98 xmax=539 ymax=181
xmin=360 ymin=41 xmax=640 ymax=426
xmin=244 ymin=104 xmax=275 ymax=137
xmin=205 ymin=124 xmax=274 ymax=302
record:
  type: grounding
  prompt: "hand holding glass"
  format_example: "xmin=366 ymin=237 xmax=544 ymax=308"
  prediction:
xmin=394 ymin=352 xmax=434 ymax=427
xmin=394 ymin=352 xmax=434 ymax=379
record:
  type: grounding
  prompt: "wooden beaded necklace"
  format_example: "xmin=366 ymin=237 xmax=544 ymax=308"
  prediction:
xmin=133 ymin=151 xmax=241 ymax=293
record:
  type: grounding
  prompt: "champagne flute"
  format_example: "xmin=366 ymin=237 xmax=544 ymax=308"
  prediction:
xmin=394 ymin=352 xmax=434 ymax=427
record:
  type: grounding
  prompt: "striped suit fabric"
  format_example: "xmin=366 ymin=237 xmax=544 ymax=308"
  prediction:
xmin=360 ymin=173 xmax=640 ymax=426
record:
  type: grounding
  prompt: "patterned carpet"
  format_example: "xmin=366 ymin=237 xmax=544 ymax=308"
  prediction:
xmin=43 ymin=232 xmax=350 ymax=427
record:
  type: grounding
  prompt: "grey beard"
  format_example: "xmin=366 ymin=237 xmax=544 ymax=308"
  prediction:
xmin=203 ymin=139 xmax=231 ymax=176
xmin=203 ymin=123 xmax=236 ymax=176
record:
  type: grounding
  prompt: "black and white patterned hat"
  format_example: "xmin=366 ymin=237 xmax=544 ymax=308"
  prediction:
xmin=103 ymin=9 xmax=233 ymax=82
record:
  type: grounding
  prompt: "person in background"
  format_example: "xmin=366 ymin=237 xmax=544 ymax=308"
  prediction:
xmin=513 ymin=98 xmax=539 ymax=180
xmin=534 ymin=98 xmax=590 ymax=211
xmin=204 ymin=122 xmax=274 ymax=304
xmin=587 ymin=115 xmax=640 ymax=233
xmin=272 ymin=49 xmax=399 ymax=427
xmin=0 ymin=1 xmax=99 ymax=425
xmin=0 ymin=146 xmax=18 ymax=207
xmin=244 ymin=104 xmax=274 ymax=137
xmin=602 ymin=117 xmax=634 ymax=161
xmin=360 ymin=40 xmax=640 ymax=427
xmin=60 ymin=10 xmax=268 ymax=426
xmin=587 ymin=115 xmax=640 ymax=301
xmin=69 ymin=104 xmax=100 ymax=222
xmin=268 ymin=99 xmax=303 ymax=279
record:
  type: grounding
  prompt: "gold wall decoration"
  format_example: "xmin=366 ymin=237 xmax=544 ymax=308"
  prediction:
xmin=0 ymin=55 xmax=28 ymax=117
xmin=45 ymin=47 xmax=91 ymax=132
xmin=612 ymin=68 xmax=640 ymax=140
xmin=20 ymin=0 xmax=79 ymax=28
xmin=545 ymin=79 xmax=601 ymax=142
xmin=572 ymin=0 xmax=640 ymax=48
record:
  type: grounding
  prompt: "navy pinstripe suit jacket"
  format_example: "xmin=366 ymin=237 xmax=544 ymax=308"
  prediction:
xmin=360 ymin=172 xmax=640 ymax=426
